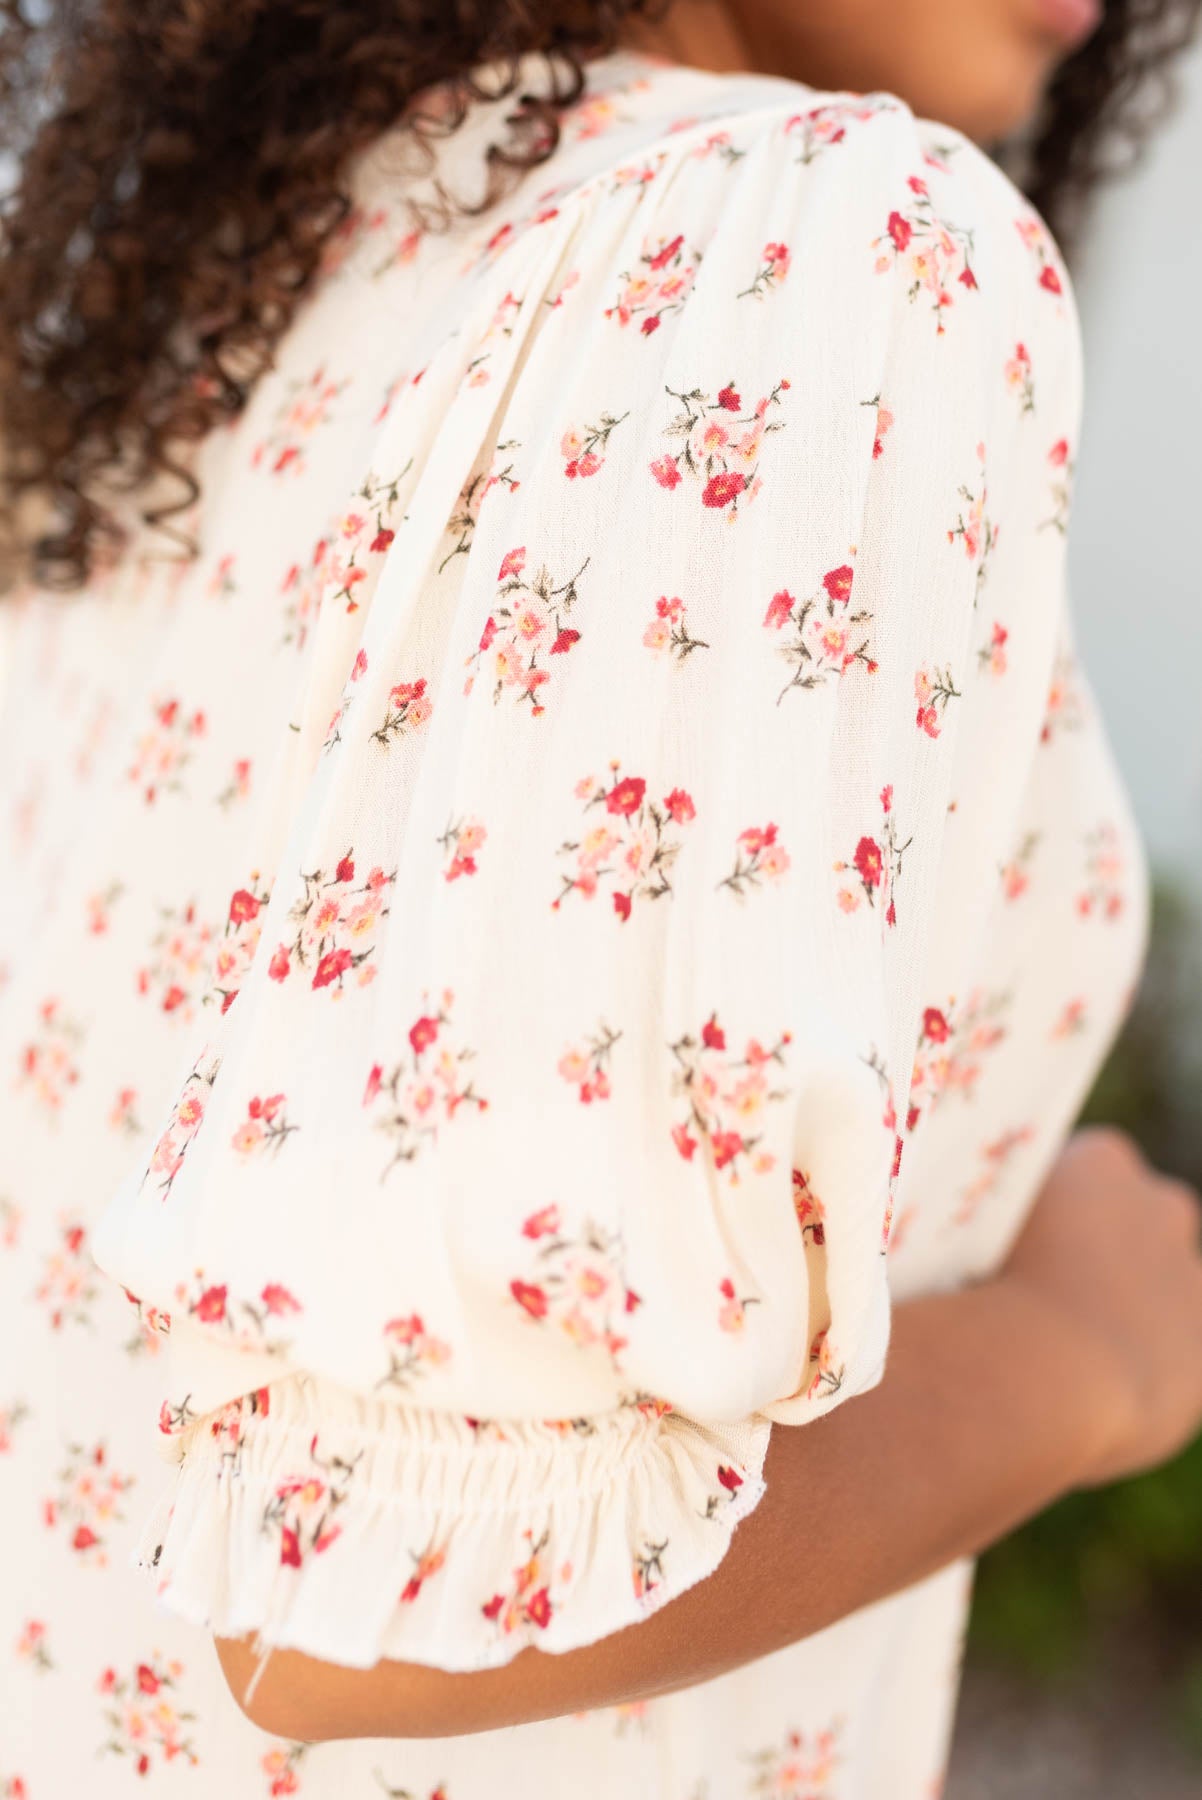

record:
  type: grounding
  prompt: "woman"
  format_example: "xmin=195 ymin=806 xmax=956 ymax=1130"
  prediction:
xmin=2 ymin=0 xmax=1201 ymax=1794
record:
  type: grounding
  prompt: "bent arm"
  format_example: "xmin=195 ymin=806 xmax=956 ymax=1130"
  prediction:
xmin=216 ymin=1272 xmax=1113 ymax=1741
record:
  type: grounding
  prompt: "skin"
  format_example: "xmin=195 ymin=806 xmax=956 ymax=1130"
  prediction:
xmin=216 ymin=0 xmax=1202 ymax=1743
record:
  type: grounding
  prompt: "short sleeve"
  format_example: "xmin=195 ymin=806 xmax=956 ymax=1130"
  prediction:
xmin=90 ymin=89 xmax=1087 ymax=1673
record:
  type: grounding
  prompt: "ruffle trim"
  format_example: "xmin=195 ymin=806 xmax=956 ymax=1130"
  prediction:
xmin=131 ymin=1370 xmax=773 ymax=1672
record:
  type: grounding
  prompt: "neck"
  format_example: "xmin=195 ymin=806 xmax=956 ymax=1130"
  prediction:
xmin=615 ymin=1 xmax=757 ymax=77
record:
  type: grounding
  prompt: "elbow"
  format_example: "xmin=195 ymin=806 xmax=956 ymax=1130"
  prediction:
xmin=213 ymin=1631 xmax=512 ymax=1741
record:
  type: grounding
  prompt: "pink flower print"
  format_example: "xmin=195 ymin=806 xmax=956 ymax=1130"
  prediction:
xmin=861 ymin=391 xmax=895 ymax=458
xmin=216 ymin=755 xmax=253 ymax=808
xmin=914 ymin=663 xmax=961 ymax=737
xmin=0 ymin=1194 xmax=23 ymax=1249
xmin=764 ymin=561 xmax=876 ymax=702
xmin=438 ymin=814 xmax=487 ymax=881
xmin=206 ymin=552 xmax=237 ymax=602
xmin=947 ymin=447 xmax=997 ymax=605
xmin=907 ymin=989 xmax=1012 ymax=1131
xmin=85 ymin=881 xmax=123 ymax=936
xmin=440 ymin=443 xmax=520 ymax=575
xmin=509 ymin=1212 xmax=638 ymax=1368
xmin=127 ymin=696 xmax=206 ymax=803
xmin=1015 ymin=212 xmax=1066 ymax=298
xmin=999 ymin=830 xmax=1041 ymax=902
xmin=652 ymin=377 xmax=789 ymax=518
xmin=400 ymin=1537 xmax=451 ymax=1607
xmin=145 ymin=1054 xmax=218 ymax=1200
xmin=16 ymin=1617 xmax=52 ymax=1669
xmin=17 ymin=997 xmax=84 ymax=1114
xmin=120 ymin=1286 xmax=171 ymax=1357
xmin=873 ymin=182 xmax=978 ymax=332
xmin=977 ymin=618 xmax=1009 ymax=677
xmin=464 ymin=551 xmax=590 ymax=714
xmin=718 ymin=821 xmax=791 ymax=897
xmin=557 ymin=1020 xmax=621 ymax=1102
xmin=1040 ymin=649 xmax=1086 ymax=743
xmin=642 ymin=592 xmax=709 ymax=661
xmin=371 ymin=674 xmax=433 ymax=746
xmin=745 ymin=1720 xmax=843 ymax=1797
xmin=955 ymin=1124 xmax=1037 ymax=1227
xmin=322 ymin=467 xmax=408 ymax=614
xmin=481 ymin=1526 xmax=564 ymax=1640
xmin=737 ymin=238 xmax=790 ymax=300
xmin=1051 ymin=996 xmax=1088 ymax=1039
xmin=784 ymin=94 xmax=890 ymax=161
xmin=174 ymin=1270 xmax=302 ymax=1354
xmin=553 ymin=763 xmax=696 ymax=917
xmin=206 ymin=874 xmax=272 ymax=1014
xmin=135 ymin=898 xmax=215 ymax=1021
xmin=605 ymin=231 xmax=701 ymax=334
xmin=364 ymin=990 xmax=488 ymax=1177
xmin=793 ymin=1167 xmax=827 ymax=1247
xmin=0 ymin=1399 xmax=30 ymax=1454
xmin=231 ymin=1092 xmax=298 ymax=1158
xmin=369 ymin=222 xmax=424 ymax=281
xmin=98 ymin=1653 xmax=199 ymax=1774
xmin=717 ymin=1275 xmax=761 ymax=1333
xmin=1005 ymin=340 xmax=1036 ymax=412
xmin=251 ymin=362 xmax=349 ymax=476
xmin=668 ymin=1014 xmax=792 ymax=1185
xmin=34 ymin=1219 xmax=98 ymax=1330
xmin=261 ymin=1743 xmax=309 ymax=1798
xmin=263 ymin=1437 xmax=361 ymax=1568
xmin=44 ymin=1440 xmax=135 ymax=1567
xmin=1076 ymin=822 xmax=1126 ymax=921
xmin=380 ymin=1312 xmax=454 ymax=1390
xmin=833 ymin=784 xmax=910 ymax=924
xmin=274 ymin=852 xmax=396 ymax=993
xmin=281 ymin=531 xmax=331 ymax=651
xmin=1040 ymin=436 xmax=1075 ymax=534
xmin=560 ymin=410 xmax=628 ymax=479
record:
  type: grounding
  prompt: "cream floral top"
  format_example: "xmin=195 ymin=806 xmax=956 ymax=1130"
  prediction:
xmin=0 ymin=43 xmax=1149 ymax=1800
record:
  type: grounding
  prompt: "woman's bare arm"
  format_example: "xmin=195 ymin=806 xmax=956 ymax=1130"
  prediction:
xmin=216 ymin=1127 xmax=1202 ymax=1743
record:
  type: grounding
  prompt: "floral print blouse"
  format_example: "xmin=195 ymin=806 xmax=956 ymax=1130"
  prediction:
xmin=0 ymin=43 xmax=1150 ymax=1800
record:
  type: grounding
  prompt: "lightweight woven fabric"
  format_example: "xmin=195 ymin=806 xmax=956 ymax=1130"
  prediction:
xmin=0 ymin=45 xmax=1148 ymax=1799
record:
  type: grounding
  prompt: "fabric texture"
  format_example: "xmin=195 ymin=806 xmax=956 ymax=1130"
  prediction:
xmin=0 ymin=45 xmax=1149 ymax=1798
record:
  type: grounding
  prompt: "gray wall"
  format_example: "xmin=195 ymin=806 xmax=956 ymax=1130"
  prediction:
xmin=1070 ymin=34 xmax=1202 ymax=889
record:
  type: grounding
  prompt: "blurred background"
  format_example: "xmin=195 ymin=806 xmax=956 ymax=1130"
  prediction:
xmin=947 ymin=29 xmax=1202 ymax=1799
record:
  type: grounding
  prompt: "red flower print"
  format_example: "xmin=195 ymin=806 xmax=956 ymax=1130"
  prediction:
xmin=380 ymin=1312 xmax=453 ymax=1388
xmin=127 ymin=695 xmax=206 ymax=803
xmin=955 ymin=1124 xmax=1037 ymax=1226
xmin=1075 ymin=821 xmax=1126 ymax=921
xmin=437 ymin=813 xmax=487 ymax=881
xmin=365 ymin=990 xmax=488 ymax=1177
xmin=509 ymin=1212 xmax=635 ymax=1367
xmin=717 ymin=1275 xmax=761 ymax=1333
xmin=1005 ymin=341 xmax=1036 ymax=413
xmin=718 ymin=820 xmax=791 ymax=897
xmin=1041 ymin=436 xmax=1075 ymax=534
xmin=834 ymin=786 xmax=910 ymax=924
xmin=557 ymin=1021 xmax=621 ymax=1103
xmin=98 ymin=1653 xmax=198 ymax=1773
xmin=144 ymin=1053 xmax=218 ymax=1199
xmin=232 ymin=1094 xmax=299 ymax=1159
xmin=643 ymin=591 xmax=710 ymax=661
xmin=262 ymin=1437 xmax=362 ymax=1569
xmin=554 ymin=763 xmax=697 ymax=917
xmin=174 ymin=1270 xmax=303 ymax=1355
xmin=764 ymin=559 xmax=876 ymax=702
xmin=737 ymin=239 xmax=790 ymax=301
xmin=272 ymin=851 xmax=396 ymax=995
xmin=1016 ymin=213 xmax=1067 ymax=301
xmin=372 ymin=675 xmax=433 ymax=746
xmin=463 ymin=551 xmax=590 ymax=715
xmin=668 ymin=1015 xmax=791 ymax=1185
xmin=34 ymin=1216 xmax=99 ymax=1330
xmin=908 ymin=989 xmax=1012 ymax=1131
xmin=250 ymin=362 xmax=349 ymax=478
xmin=1040 ymin=649 xmax=1086 ymax=743
xmin=651 ymin=377 xmax=788 ymax=518
xmin=605 ymin=231 xmax=700 ymax=333
xmin=16 ymin=997 xmax=84 ymax=1115
xmin=914 ymin=664 xmax=961 ymax=737
xmin=481 ymin=1526 xmax=562 ymax=1641
xmin=560 ymin=411 xmax=628 ymax=479
xmin=44 ymin=1439 xmax=135 ymax=1567
xmin=873 ymin=183 xmax=978 ymax=332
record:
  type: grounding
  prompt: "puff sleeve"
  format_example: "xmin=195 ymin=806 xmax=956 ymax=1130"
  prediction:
xmin=90 ymin=88 xmax=1099 ymax=1673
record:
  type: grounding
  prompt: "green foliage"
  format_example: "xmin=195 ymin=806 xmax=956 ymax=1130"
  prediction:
xmin=968 ymin=874 xmax=1202 ymax=1689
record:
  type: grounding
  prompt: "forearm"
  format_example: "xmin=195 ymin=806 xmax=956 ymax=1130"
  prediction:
xmin=218 ymin=1273 xmax=1110 ymax=1741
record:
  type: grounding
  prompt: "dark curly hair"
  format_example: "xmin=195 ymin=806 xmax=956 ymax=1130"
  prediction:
xmin=0 ymin=0 xmax=1198 ymax=589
